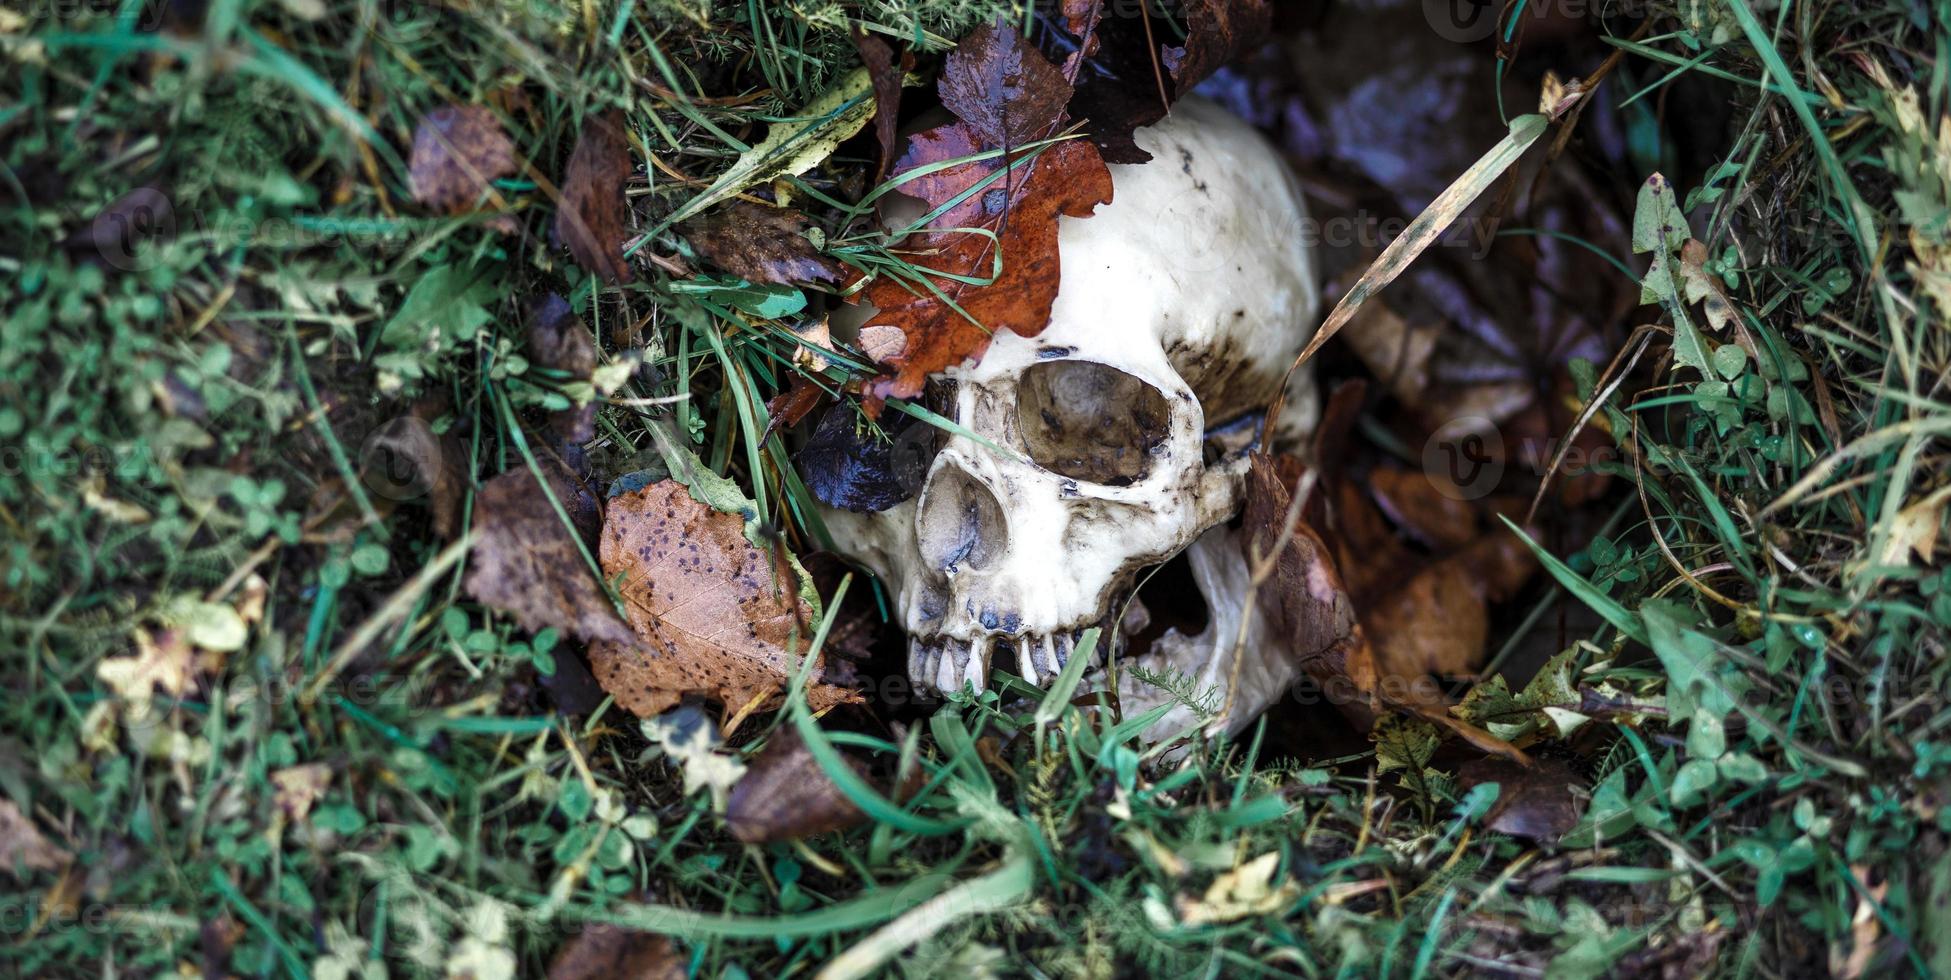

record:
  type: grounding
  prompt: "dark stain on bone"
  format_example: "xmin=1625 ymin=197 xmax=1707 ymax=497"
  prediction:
xmin=1179 ymin=147 xmax=1208 ymax=194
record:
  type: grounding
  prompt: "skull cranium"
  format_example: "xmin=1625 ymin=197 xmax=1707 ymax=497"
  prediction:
xmin=825 ymin=98 xmax=1321 ymax=724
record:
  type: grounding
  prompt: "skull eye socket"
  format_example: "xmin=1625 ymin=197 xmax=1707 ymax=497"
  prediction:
xmin=1016 ymin=361 xmax=1172 ymax=486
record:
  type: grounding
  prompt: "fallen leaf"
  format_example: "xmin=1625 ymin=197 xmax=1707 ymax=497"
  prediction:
xmin=465 ymin=460 xmax=634 ymax=647
xmin=270 ymin=763 xmax=332 ymax=823
xmin=62 ymin=186 xmax=177 ymax=267
xmin=857 ymin=324 xmax=905 ymax=363
xmin=588 ymin=480 xmax=859 ymax=718
xmin=1046 ymin=0 xmax=1266 ymax=163
xmin=547 ymin=924 xmax=683 ymax=980
xmin=937 ymin=20 xmax=1072 ymax=148
xmin=1242 ymin=455 xmax=1363 ymax=671
xmin=350 ymin=402 xmax=465 ymax=539
xmin=641 ymin=704 xmax=746 ymax=808
xmin=1678 ymin=238 xmax=1737 ymax=332
xmin=763 ymin=375 xmax=827 ymax=438
xmin=660 ymin=68 xmax=877 ymax=228
xmin=408 ymin=105 xmax=516 ymax=215
xmin=0 ymin=799 xmax=67 ymax=878
xmin=856 ymin=22 xmax=1114 ymax=403
xmin=1175 ymin=851 xmax=1299 ymax=926
xmin=555 ymin=110 xmax=635 ymax=284
xmin=527 ymin=294 xmax=600 ymax=443
xmin=1366 ymin=464 xmax=1479 ymax=550
xmin=1881 ymin=486 xmax=1950 ymax=567
xmin=796 ymin=404 xmax=934 ymax=513
xmin=1245 ymin=455 xmax=1526 ymax=762
xmin=96 ymin=627 xmax=194 ymax=715
xmin=726 ymin=728 xmax=869 ymax=842
xmin=1456 ymin=756 xmax=1586 ymax=844
xmin=1162 ymin=0 xmax=1273 ymax=98
xmin=1364 ymin=559 xmax=1489 ymax=680
xmin=680 ymin=201 xmax=846 ymax=287
xmin=851 ymin=27 xmax=909 ymax=182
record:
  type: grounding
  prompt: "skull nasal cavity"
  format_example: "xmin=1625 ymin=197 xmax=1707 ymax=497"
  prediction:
xmin=917 ymin=466 xmax=1006 ymax=575
xmin=1017 ymin=361 xmax=1171 ymax=486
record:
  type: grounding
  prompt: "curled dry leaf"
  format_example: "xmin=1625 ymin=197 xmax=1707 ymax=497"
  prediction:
xmin=0 ymin=798 xmax=68 ymax=878
xmin=1678 ymin=238 xmax=1737 ymax=332
xmin=1243 ymin=455 xmax=1362 ymax=671
xmin=327 ymin=399 xmax=465 ymax=541
xmin=1457 ymin=756 xmax=1587 ymax=844
xmin=1175 ymin=851 xmax=1300 ymax=926
xmin=1047 ymin=0 xmax=1265 ymax=163
xmin=464 ymin=461 xmax=634 ymax=647
xmin=1244 ymin=454 xmax=1526 ymax=762
xmin=408 ymin=105 xmax=517 ymax=215
xmin=763 ymin=375 xmax=827 ymax=438
xmin=547 ymin=924 xmax=683 ymax=980
xmin=851 ymin=27 xmax=909 ymax=182
xmin=555 ymin=110 xmax=635 ymax=284
xmin=856 ymin=21 xmax=1114 ymax=404
xmin=796 ymin=405 xmax=933 ymax=513
xmin=588 ymin=480 xmax=859 ymax=718
xmin=725 ymin=727 xmax=870 ymax=843
xmin=526 ymin=294 xmax=600 ymax=444
xmin=1162 ymin=0 xmax=1273 ymax=98
xmin=680 ymin=201 xmax=846 ymax=287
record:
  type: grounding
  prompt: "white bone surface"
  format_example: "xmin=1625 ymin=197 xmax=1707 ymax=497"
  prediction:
xmin=824 ymin=97 xmax=1321 ymax=733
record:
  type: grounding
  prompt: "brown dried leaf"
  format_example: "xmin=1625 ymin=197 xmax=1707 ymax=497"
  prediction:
xmin=763 ymin=375 xmax=827 ymax=438
xmin=681 ymin=201 xmax=846 ymax=287
xmin=408 ymin=105 xmax=516 ymax=215
xmin=938 ymin=20 xmax=1072 ymax=148
xmin=1366 ymin=559 xmax=1488 ymax=681
xmin=0 ymin=798 xmax=68 ymax=879
xmin=852 ymin=27 xmax=908 ymax=182
xmin=555 ymin=110 xmax=635 ymax=284
xmin=465 ymin=461 xmax=633 ymax=647
xmin=1678 ymin=238 xmax=1736 ymax=332
xmin=1162 ymin=0 xmax=1273 ymax=97
xmin=346 ymin=402 xmax=465 ymax=539
xmin=726 ymin=727 xmax=868 ymax=843
xmin=1366 ymin=465 xmax=1479 ymax=550
xmin=861 ymin=136 xmax=1110 ymax=402
xmin=1457 ymin=756 xmax=1586 ymax=844
xmin=589 ymin=481 xmax=859 ymax=718
xmin=527 ymin=294 xmax=600 ymax=444
xmin=547 ymin=924 xmax=683 ymax=980
xmin=856 ymin=22 xmax=1113 ymax=403
xmin=1245 ymin=454 xmax=1525 ymax=762
xmin=1243 ymin=455 xmax=1361 ymax=667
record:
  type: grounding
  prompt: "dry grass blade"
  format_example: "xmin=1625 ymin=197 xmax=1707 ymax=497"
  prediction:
xmin=1267 ymin=114 xmax=1549 ymax=435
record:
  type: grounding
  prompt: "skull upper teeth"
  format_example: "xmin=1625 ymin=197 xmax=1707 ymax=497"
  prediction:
xmin=906 ymin=628 xmax=1108 ymax=696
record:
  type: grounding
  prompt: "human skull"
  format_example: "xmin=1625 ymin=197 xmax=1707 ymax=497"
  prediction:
xmin=826 ymin=97 xmax=1320 ymax=713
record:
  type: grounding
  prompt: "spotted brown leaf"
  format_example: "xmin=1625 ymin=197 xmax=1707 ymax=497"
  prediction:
xmin=588 ymin=480 xmax=859 ymax=718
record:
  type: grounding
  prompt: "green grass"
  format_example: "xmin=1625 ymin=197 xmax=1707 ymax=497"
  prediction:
xmin=3 ymin=0 xmax=1949 ymax=976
